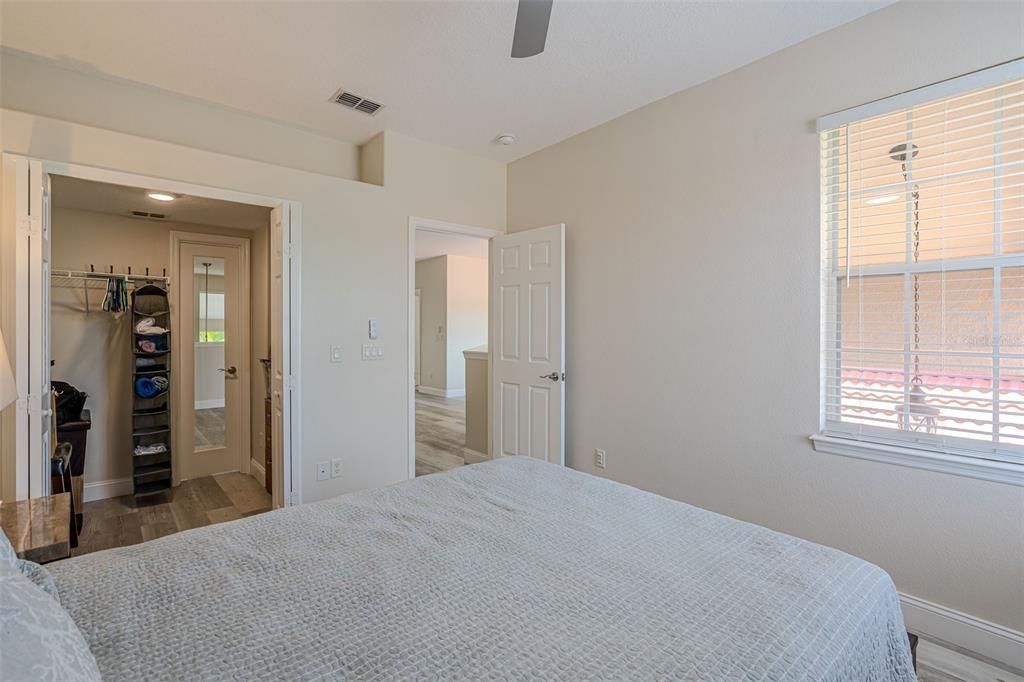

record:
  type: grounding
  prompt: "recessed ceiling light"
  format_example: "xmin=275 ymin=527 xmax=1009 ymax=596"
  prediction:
xmin=495 ymin=134 xmax=516 ymax=146
xmin=147 ymin=192 xmax=176 ymax=202
xmin=865 ymin=194 xmax=900 ymax=206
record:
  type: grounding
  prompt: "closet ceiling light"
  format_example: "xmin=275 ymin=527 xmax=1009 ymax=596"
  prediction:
xmin=147 ymin=192 xmax=176 ymax=202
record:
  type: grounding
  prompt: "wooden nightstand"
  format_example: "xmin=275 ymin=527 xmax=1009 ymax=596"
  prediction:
xmin=0 ymin=493 xmax=73 ymax=563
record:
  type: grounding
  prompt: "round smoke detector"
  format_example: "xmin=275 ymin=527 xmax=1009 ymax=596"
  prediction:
xmin=495 ymin=134 xmax=516 ymax=146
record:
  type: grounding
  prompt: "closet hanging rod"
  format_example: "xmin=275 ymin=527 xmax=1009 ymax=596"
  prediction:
xmin=51 ymin=269 xmax=171 ymax=285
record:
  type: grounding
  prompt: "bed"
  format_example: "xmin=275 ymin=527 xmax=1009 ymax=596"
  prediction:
xmin=44 ymin=457 xmax=915 ymax=681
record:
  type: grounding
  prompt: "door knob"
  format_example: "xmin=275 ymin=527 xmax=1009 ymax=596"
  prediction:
xmin=219 ymin=366 xmax=238 ymax=376
xmin=539 ymin=372 xmax=561 ymax=381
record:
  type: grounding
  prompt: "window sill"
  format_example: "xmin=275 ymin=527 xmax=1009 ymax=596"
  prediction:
xmin=810 ymin=434 xmax=1024 ymax=487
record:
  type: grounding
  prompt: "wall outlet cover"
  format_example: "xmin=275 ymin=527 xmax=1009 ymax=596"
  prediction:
xmin=317 ymin=461 xmax=330 ymax=481
xmin=331 ymin=458 xmax=342 ymax=478
xmin=594 ymin=448 xmax=607 ymax=469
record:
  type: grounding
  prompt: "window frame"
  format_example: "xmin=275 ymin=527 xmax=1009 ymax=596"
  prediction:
xmin=813 ymin=60 xmax=1024 ymax=487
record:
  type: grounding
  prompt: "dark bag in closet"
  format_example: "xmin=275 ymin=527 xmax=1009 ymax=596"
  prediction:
xmin=52 ymin=380 xmax=88 ymax=425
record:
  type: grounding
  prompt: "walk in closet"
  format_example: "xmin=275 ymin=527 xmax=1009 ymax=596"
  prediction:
xmin=48 ymin=174 xmax=273 ymax=554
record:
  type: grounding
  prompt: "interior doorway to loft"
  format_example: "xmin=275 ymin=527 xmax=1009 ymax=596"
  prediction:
xmin=408 ymin=217 xmax=498 ymax=478
xmin=3 ymin=155 xmax=302 ymax=527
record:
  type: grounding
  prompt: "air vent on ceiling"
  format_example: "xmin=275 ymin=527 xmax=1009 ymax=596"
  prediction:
xmin=331 ymin=88 xmax=384 ymax=116
xmin=130 ymin=210 xmax=167 ymax=220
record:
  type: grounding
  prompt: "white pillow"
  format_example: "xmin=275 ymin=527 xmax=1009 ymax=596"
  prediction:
xmin=0 ymin=527 xmax=61 ymax=600
xmin=0 ymin=561 xmax=101 ymax=681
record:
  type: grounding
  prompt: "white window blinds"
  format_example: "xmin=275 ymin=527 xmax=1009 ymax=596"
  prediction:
xmin=820 ymin=63 xmax=1024 ymax=463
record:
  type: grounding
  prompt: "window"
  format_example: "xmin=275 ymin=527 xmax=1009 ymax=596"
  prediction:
xmin=815 ymin=61 xmax=1024 ymax=483
xmin=197 ymin=291 xmax=225 ymax=343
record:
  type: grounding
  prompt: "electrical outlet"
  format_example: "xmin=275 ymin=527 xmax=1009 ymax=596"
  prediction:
xmin=594 ymin=448 xmax=607 ymax=469
xmin=331 ymin=458 xmax=342 ymax=478
xmin=330 ymin=345 xmax=343 ymax=363
xmin=316 ymin=461 xmax=330 ymax=481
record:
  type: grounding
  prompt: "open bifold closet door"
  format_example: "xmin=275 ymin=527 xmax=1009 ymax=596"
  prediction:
xmin=8 ymin=156 xmax=52 ymax=500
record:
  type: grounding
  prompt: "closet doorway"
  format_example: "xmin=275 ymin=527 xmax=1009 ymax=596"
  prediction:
xmin=4 ymin=154 xmax=301 ymax=522
xmin=173 ymin=235 xmax=251 ymax=481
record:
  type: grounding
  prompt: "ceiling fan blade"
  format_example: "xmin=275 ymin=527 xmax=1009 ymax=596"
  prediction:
xmin=511 ymin=0 xmax=553 ymax=58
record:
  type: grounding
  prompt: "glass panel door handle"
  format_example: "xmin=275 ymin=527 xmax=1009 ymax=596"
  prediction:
xmin=218 ymin=366 xmax=238 ymax=376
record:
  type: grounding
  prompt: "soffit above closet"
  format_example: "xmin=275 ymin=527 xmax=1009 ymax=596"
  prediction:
xmin=1 ymin=1 xmax=894 ymax=162
xmin=51 ymin=176 xmax=269 ymax=231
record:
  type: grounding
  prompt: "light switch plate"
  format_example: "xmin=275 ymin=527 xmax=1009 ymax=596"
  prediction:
xmin=330 ymin=345 xmax=343 ymax=363
xmin=316 ymin=461 xmax=330 ymax=481
xmin=368 ymin=319 xmax=378 ymax=340
xmin=362 ymin=344 xmax=383 ymax=360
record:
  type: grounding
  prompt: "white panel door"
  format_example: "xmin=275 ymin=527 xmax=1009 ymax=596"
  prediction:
xmin=12 ymin=157 xmax=51 ymax=498
xmin=270 ymin=204 xmax=286 ymax=507
xmin=36 ymin=165 xmax=52 ymax=497
xmin=490 ymin=224 xmax=564 ymax=464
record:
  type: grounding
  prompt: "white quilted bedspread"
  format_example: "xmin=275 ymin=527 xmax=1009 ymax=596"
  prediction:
xmin=49 ymin=457 xmax=915 ymax=681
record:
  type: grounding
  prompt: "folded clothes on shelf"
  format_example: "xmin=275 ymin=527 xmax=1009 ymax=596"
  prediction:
xmin=134 ymin=442 xmax=167 ymax=456
xmin=134 ymin=375 xmax=169 ymax=399
xmin=135 ymin=317 xmax=168 ymax=334
xmin=137 ymin=339 xmax=157 ymax=353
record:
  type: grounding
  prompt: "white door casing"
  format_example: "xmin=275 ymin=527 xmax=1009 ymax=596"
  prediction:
xmin=415 ymin=289 xmax=422 ymax=388
xmin=489 ymin=224 xmax=565 ymax=465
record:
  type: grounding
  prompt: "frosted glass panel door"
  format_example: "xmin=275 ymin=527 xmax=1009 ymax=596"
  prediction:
xmin=178 ymin=241 xmax=248 ymax=480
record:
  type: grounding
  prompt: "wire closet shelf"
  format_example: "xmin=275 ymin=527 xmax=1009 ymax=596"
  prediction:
xmin=51 ymin=266 xmax=171 ymax=288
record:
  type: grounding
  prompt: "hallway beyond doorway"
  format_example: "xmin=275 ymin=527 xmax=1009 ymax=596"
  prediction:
xmin=415 ymin=393 xmax=465 ymax=476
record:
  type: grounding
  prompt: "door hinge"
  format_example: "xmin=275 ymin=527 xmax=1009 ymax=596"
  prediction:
xmin=17 ymin=216 xmax=31 ymax=234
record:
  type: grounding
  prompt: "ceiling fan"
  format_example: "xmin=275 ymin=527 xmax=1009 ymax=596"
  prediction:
xmin=511 ymin=0 xmax=553 ymax=58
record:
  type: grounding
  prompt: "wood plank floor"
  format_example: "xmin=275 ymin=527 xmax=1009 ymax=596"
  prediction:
xmin=917 ymin=639 xmax=1024 ymax=682
xmin=72 ymin=472 xmax=271 ymax=557
xmin=415 ymin=393 xmax=466 ymax=476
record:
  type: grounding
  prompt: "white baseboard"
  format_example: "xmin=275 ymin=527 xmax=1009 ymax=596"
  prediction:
xmin=195 ymin=399 xmax=225 ymax=410
xmin=416 ymin=386 xmax=465 ymax=399
xmin=83 ymin=477 xmax=133 ymax=502
xmin=462 ymin=448 xmax=490 ymax=464
xmin=901 ymin=592 xmax=1024 ymax=673
xmin=250 ymin=458 xmax=266 ymax=486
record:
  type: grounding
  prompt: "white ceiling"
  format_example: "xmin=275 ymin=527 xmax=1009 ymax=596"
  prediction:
xmin=0 ymin=1 xmax=892 ymax=162
xmin=416 ymin=229 xmax=489 ymax=262
xmin=51 ymin=176 xmax=270 ymax=231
